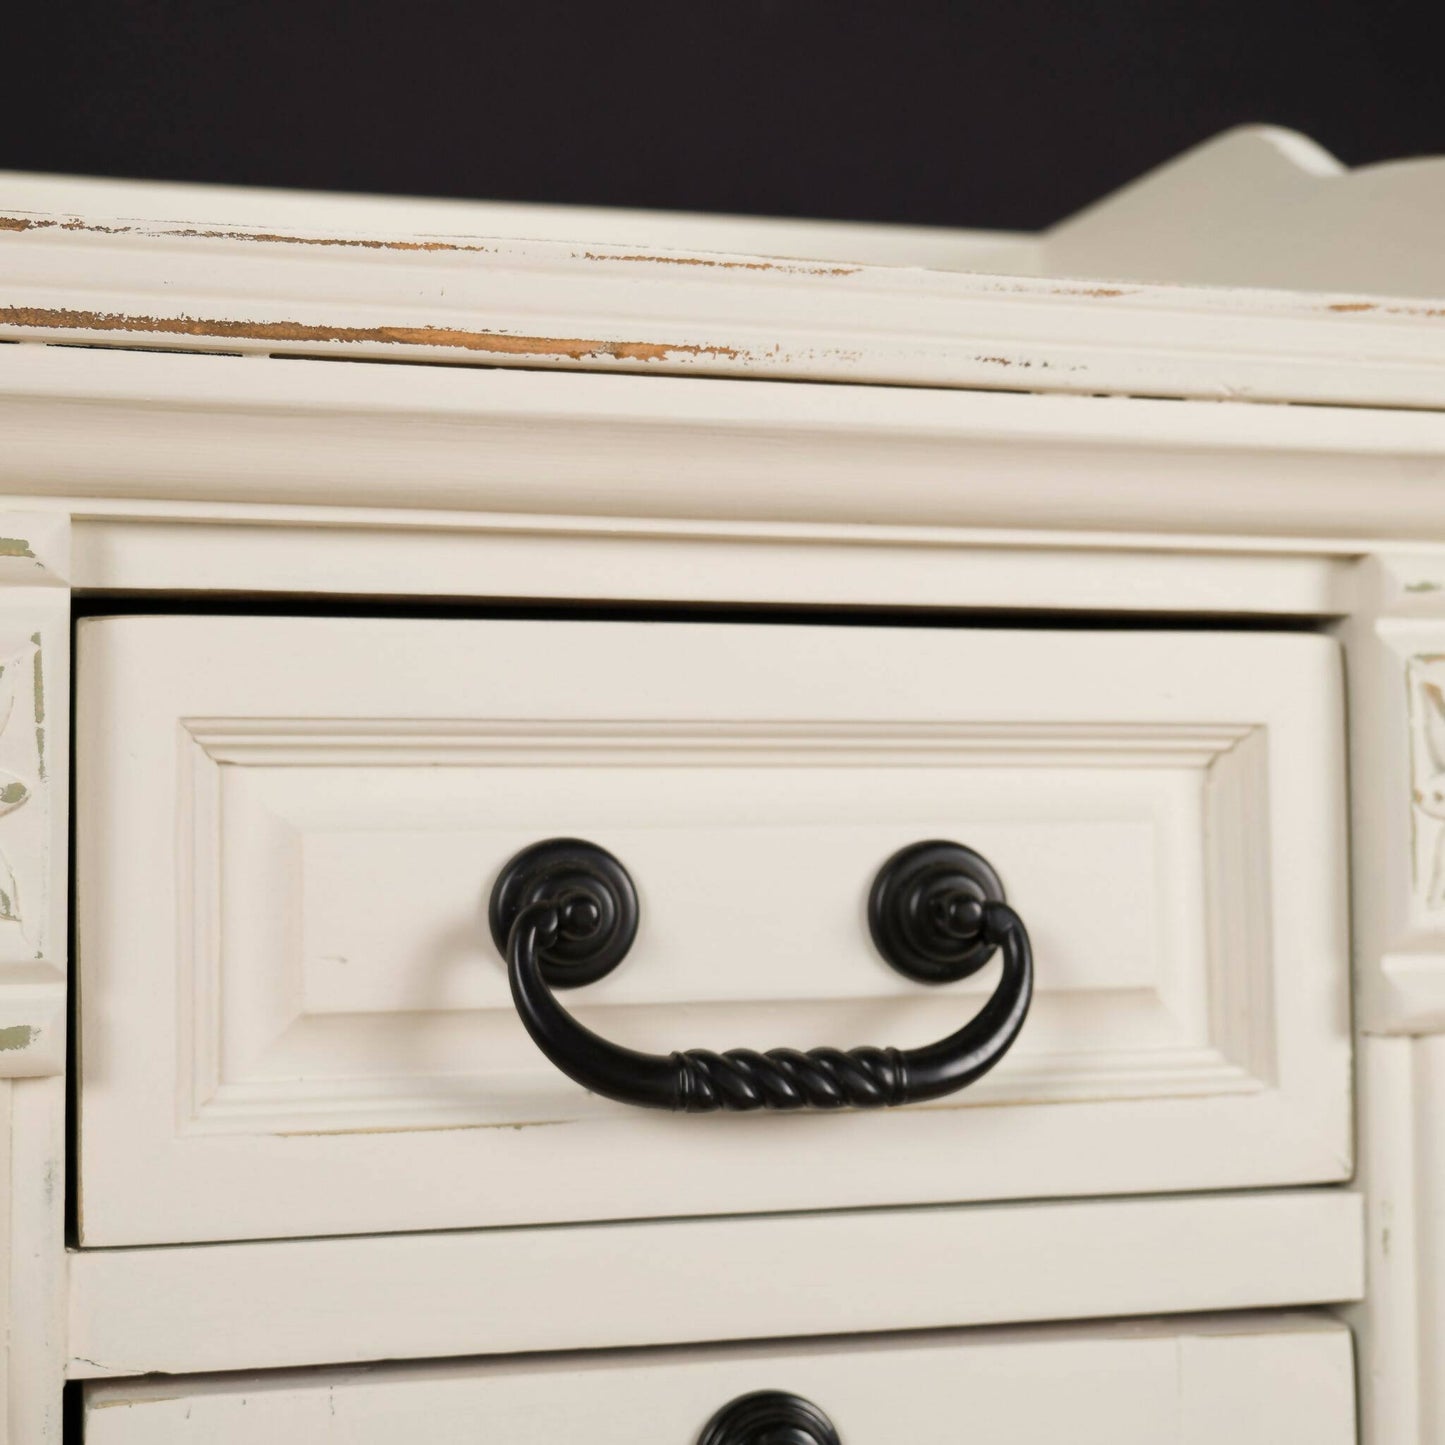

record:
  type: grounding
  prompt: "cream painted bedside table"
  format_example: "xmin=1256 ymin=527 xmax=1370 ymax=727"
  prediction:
xmin=0 ymin=124 xmax=1441 ymax=1442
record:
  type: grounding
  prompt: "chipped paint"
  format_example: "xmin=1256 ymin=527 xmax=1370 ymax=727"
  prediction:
xmin=0 ymin=306 xmax=742 ymax=362
xmin=0 ymin=213 xmax=500 ymax=254
xmin=581 ymin=251 xmax=861 ymax=277
xmin=1327 ymin=299 xmax=1445 ymax=319
xmin=1 ymin=213 xmax=875 ymax=275
xmin=0 ymin=1024 xmax=35 ymax=1051
xmin=0 ymin=538 xmax=35 ymax=558
xmin=972 ymin=354 xmax=1077 ymax=372
xmin=1049 ymin=285 xmax=1130 ymax=298
xmin=169 ymin=226 xmax=497 ymax=254
xmin=31 ymin=630 xmax=44 ymax=781
xmin=981 ymin=279 xmax=1138 ymax=299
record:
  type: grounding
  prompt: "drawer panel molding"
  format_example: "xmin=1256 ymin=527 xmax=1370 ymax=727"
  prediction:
xmin=177 ymin=714 xmax=1271 ymax=1134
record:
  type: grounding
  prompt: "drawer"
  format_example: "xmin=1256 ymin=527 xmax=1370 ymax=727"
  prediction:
xmin=76 ymin=616 xmax=1348 ymax=1245
xmin=83 ymin=1315 xmax=1355 ymax=1443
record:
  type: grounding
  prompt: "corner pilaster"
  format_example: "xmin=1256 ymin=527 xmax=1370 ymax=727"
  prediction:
xmin=1343 ymin=551 xmax=1445 ymax=1443
xmin=0 ymin=513 xmax=69 ymax=1443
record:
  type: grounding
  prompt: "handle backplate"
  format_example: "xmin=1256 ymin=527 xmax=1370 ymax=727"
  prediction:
xmin=488 ymin=836 xmax=637 ymax=987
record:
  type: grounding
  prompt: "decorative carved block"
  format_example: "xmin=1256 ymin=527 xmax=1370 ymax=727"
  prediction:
xmin=1345 ymin=554 xmax=1445 ymax=1035
xmin=0 ymin=512 xmax=69 ymax=1445
xmin=0 ymin=515 xmax=67 ymax=1079
xmin=1410 ymin=656 xmax=1445 ymax=913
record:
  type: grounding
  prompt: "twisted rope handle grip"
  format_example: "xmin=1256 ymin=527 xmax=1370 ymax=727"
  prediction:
xmin=506 ymin=894 xmax=1032 ymax=1113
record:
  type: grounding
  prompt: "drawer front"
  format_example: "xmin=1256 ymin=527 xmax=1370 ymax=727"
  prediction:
xmin=76 ymin=617 xmax=1348 ymax=1244
xmin=84 ymin=1316 xmax=1355 ymax=1444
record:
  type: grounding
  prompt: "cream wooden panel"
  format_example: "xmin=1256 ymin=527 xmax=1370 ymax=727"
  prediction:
xmin=65 ymin=511 xmax=1350 ymax=616
xmin=1351 ymin=1034 xmax=1445 ymax=1442
xmin=82 ymin=1315 xmax=1355 ymax=1445
xmin=76 ymin=617 xmax=1349 ymax=1244
xmin=68 ymin=1192 xmax=1362 ymax=1377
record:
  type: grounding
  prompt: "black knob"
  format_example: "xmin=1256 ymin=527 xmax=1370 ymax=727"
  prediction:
xmin=697 ymin=1390 xmax=841 ymax=1445
xmin=867 ymin=839 xmax=1006 ymax=984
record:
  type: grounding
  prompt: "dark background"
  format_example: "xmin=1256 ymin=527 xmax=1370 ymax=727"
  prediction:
xmin=4 ymin=2 xmax=1441 ymax=230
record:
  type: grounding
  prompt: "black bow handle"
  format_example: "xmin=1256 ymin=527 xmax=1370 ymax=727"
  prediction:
xmin=488 ymin=838 xmax=1033 ymax=1114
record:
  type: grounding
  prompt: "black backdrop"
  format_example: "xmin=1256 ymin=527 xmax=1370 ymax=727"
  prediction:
xmin=5 ymin=1 xmax=1441 ymax=230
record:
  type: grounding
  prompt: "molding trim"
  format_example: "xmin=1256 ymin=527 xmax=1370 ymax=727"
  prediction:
xmin=176 ymin=716 xmax=1271 ymax=1137
xmin=2 ymin=156 xmax=1445 ymax=410
xmin=5 ymin=346 xmax=1445 ymax=547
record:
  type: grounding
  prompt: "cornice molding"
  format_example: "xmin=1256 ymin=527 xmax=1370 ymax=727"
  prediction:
xmin=2 ymin=346 xmax=1445 ymax=544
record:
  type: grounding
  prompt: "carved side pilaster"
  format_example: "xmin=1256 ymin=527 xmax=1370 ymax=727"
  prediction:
xmin=1351 ymin=1035 xmax=1445 ymax=1444
xmin=0 ymin=513 xmax=69 ymax=1444
xmin=1343 ymin=553 xmax=1445 ymax=1035
xmin=1345 ymin=552 xmax=1445 ymax=1445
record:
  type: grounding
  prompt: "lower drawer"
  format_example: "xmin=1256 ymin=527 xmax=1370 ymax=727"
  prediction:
xmin=84 ymin=1315 xmax=1353 ymax=1444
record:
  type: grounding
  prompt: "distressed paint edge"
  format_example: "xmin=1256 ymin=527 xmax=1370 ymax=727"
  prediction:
xmin=0 ymin=306 xmax=744 ymax=366
xmin=0 ymin=987 xmax=64 ymax=1078
xmin=0 ymin=516 xmax=69 ymax=590
xmin=5 ymin=306 xmax=1443 ymax=412
xmin=0 ymin=212 xmax=868 ymax=278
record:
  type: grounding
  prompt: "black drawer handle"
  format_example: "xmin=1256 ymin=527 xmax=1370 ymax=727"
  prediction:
xmin=488 ymin=837 xmax=1033 ymax=1113
xmin=698 ymin=1390 xmax=841 ymax=1445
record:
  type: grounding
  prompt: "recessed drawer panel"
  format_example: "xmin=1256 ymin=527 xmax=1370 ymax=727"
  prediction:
xmin=84 ymin=1315 xmax=1355 ymax=1445
xmin=76 ymin=617 xmax=1347 ymax=1244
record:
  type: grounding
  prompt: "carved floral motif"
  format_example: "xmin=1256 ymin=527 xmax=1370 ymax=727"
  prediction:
xmin=1414 ymin=661 xmax=1445 ymax=909
xmin=0 ymin=640 xmax=38 ymax=926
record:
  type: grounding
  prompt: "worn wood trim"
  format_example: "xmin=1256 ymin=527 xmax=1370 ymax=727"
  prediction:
xmin=3 ymin=199 xmax=1445 ymax=410
xmin=0 ymin=170 xmax=1036 ymax=272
